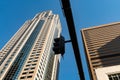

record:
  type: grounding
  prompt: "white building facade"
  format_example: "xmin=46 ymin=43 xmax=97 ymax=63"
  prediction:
xmin=0 ymin=11 xmax=61 ymax=80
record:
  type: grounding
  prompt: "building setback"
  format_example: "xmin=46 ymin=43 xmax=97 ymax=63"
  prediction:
xmin=0 ymin=11 xmax=61 ymax=80
xmin=81 ymin=22 xmax=120 ymax=80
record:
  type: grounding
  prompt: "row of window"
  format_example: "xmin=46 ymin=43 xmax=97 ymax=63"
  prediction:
xmin=108 ymin=73 xmax=120 ymax=80
xmin=0 ymin=20 xmax=30 ymax=59
xmin=42 ymin=20 xmax=59 ymax=80
xmin=19 ymin=14 xmax=59 ymax=80
xmin=35 ymin=21 xmax=51 ymax=80
xmin=4 ymin=18 xmax=41 ymax=79
xmin=19 ymin=19 xmax=45 ymax=79
xmin=0 ymin=20 xmax=34 ymax=77
xmin=35 ymin=16 xmax=56 ymax=80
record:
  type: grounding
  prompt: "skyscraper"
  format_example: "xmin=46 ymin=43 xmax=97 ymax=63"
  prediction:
xmin=0 ymin=11 xmax=61 ymax=80
xmin=81 ymin=22 xmax=120 ymax=80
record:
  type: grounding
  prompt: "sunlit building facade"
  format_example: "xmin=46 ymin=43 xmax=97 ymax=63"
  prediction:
xmin=81 ymin=22 xmax=120 ymax=80
xmin=0 ymin=11 xmax=61 ymax=80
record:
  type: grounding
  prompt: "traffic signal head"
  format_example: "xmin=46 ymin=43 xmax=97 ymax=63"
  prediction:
xmin=53 ymin=35 xmax=65 ymax=56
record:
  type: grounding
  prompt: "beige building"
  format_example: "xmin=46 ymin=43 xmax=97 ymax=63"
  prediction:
xmin=0 ymin=11 xmax=61 ymax=80
xmin=81 ymin=22 xmax=120 ymax=80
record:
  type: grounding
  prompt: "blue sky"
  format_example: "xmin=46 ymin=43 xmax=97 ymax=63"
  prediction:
xmin=1 ymin=0 xmax=120 ymax=80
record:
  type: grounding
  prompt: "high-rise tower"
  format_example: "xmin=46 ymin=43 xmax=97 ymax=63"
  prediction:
xmin=81 ymin=22 xmax=120 ymax=80
xmin=0 ymin=11 xmax=61 ymax=80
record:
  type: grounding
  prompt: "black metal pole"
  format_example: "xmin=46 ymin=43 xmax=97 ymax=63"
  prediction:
xmin=64 ymin=40 xmax=71 ymax=43
xmin=60 ymin=0 xmax=85 ymax=80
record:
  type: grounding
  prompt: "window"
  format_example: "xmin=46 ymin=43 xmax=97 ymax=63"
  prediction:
xmin=27 ymin=76 xmax=32 ymax=78
xmin=38 ymin=69 xmax=40 ymax=73
xmin=33 ymin=60 xmax=38 ymax=62
xmin=36 ymin=54 xmax=40 ymax=56
xmin=28 ymin=61 xmax=32 ymax=63
xmin=32 ymin=64 xmax=36 ymax=66
xmin=31 ymin=67 xmax=35 ymax=70
xmin=108 ymin=73 xmax=120 ymax=80
xmin=35 ymin=78 xmax=37 ymax=80
xmin=40 ymin=75 xmax=42 ymax=78
xmin=34 ymin=57 xmax=39 ymax=59
xmin=26 ymin=64 xmax=31 ymax=67
xmin=29 ymin=71 xmax=34 ymax=74
xmin=37 ymin=73 xmax=39 ymax=78
xmin=30 ymin=55 xmax=35 ymax=57
xmin=24 ymin=68 xmax=29 ymax=71
xmin=29 ymin=58 xmax=33 ymax=60
xmin=20 ymin=76 xmax=26 ymax=79
xmin=0 ymin=70 xmax=4 ymax=74
xmin=37 ymin=51 xmax=41 ymax=53
xmin=22 ymin=72 xmax=27 ymax=75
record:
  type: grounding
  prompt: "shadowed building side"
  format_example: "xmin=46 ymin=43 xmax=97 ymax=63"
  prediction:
xmin=81 ymin=22 xmax=120 ymax=80
xmin=97 ymin=36 xmax=120 ymax=67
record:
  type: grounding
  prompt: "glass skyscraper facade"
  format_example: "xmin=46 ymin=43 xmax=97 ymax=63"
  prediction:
xmin=0 ymin=11 xmax=61 ymax=80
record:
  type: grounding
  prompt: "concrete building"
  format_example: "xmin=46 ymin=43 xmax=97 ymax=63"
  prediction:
xmin=81 ymin=22 xmax=120 ymax=80
xmin=0 ymin=11 xmax=61 ymax=80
